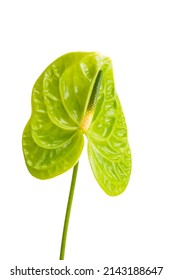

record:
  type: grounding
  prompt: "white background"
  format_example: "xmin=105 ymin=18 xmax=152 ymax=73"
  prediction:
xmin=0 ymin=0 xmax=173 ymax=279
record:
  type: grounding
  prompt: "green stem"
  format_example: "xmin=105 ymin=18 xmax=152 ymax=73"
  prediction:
xmin=59 ymin=162 xmax=79 ymax=260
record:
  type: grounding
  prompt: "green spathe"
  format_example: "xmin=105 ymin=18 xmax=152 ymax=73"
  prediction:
xmin=22 ymin=52 xmax=131 ymax=196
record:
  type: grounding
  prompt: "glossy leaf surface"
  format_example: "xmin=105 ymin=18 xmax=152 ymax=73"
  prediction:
xmin=22 ymin=52 xmax=132 ymax=195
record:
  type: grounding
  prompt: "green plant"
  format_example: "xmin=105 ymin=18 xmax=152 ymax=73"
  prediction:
xmin=22 ymin=52 xmax=132 ymax=260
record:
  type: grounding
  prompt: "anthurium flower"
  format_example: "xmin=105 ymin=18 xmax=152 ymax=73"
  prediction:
xmin=22 ymin=52 xmax=132 ymax=196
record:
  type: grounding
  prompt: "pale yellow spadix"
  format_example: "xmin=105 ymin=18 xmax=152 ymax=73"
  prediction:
xmin=80 ymin=70 xmax=103 ymax=132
